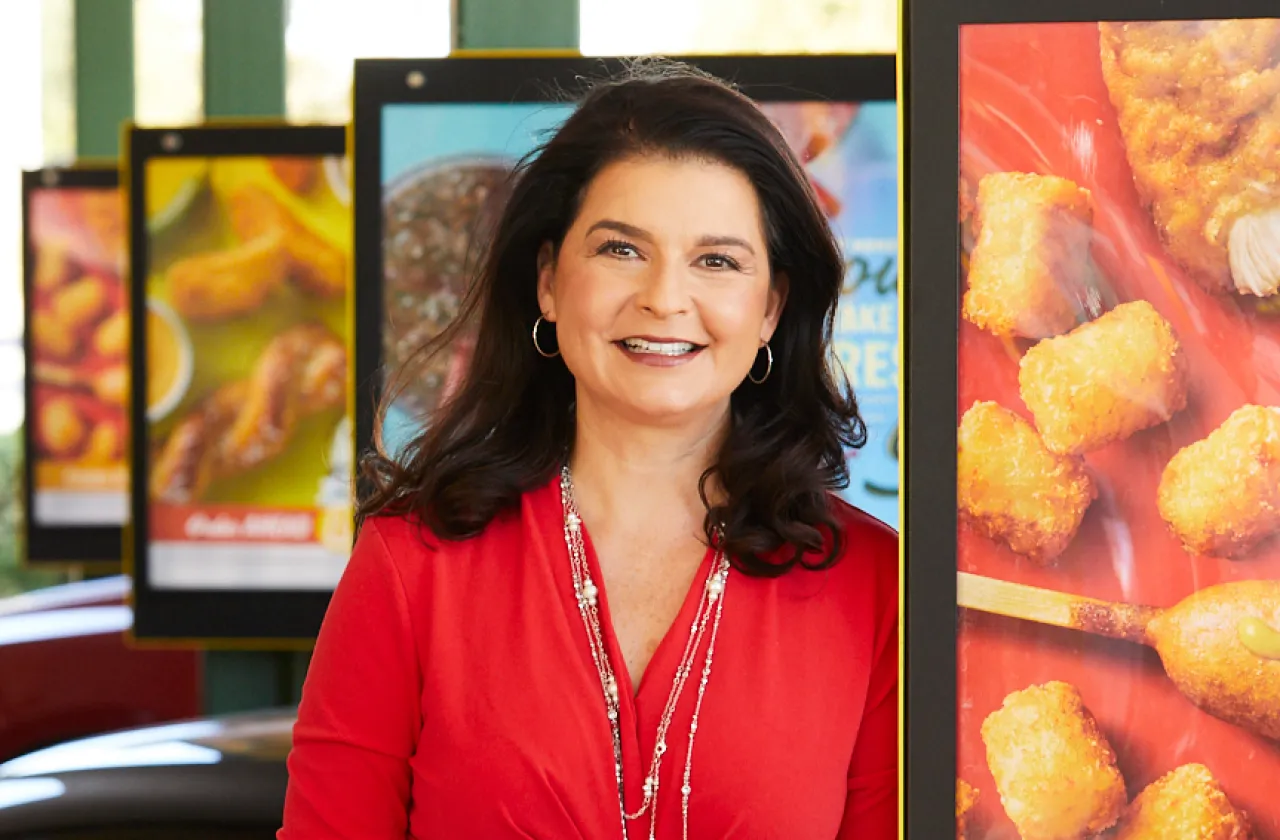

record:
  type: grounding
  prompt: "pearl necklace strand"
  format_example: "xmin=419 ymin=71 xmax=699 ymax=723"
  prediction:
xmin=559 ymin=466 xmax=731 ymax=840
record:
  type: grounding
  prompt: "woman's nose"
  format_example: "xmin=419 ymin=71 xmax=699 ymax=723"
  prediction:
xmin=635 ymin=258 xmax=691 ymax=317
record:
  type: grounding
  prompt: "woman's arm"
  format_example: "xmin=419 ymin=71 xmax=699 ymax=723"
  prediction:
xmin=838 ymin=531 xmax=900 ymax=839
xmin=278 ymin=519 xmax=423 ymax=839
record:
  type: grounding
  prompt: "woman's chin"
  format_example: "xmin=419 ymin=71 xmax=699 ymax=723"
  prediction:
xmin=596 ymin=387 xmax=731 ymax=428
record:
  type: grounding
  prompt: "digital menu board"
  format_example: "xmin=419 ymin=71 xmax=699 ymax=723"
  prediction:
xmin=905 ymin=1 xmax=1280 ymax=837
xmin=353 ymin=55 xmax=900 ymax=526
xmin=128 ymin=125 xmax=350 ymax=644
xmin=22 ymin=167 xmax=129 ymax=566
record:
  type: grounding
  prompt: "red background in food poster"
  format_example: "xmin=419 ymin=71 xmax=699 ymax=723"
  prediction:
xmin=958 ymin=22 xmax=1280 ymax=837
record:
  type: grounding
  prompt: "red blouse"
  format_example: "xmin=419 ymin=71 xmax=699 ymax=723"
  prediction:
xmin=279 ymin=476 xmax=898 ymax=839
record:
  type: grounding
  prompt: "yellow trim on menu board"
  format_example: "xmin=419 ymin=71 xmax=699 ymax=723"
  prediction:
xmin=448 ymin=48 xmax=582 ymax=58
xmin=895 ymin=5 xmax=908 ymax=838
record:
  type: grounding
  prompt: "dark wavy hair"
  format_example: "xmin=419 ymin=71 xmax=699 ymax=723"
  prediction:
xmin=360 ymin=59 xmax=866 ymax=576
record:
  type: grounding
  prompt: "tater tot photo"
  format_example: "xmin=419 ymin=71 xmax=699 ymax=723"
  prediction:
xmin=953 ymin=22 xmax=1280 ymax=840
xmin=957 ymin=778 xmax=979 ymax=839
xmin=1157 ymin=405 xmax=1280 ymax=558
xmin=1111 ymin=764 xmax=1253 ymax=839
xmin=964 ymin=172 xmax=1098 ymax=339
xmin=958 ymin=401 xmax=1097 ymax=562
xmin=1018 ymin=300 xmax=1188 ymax=455
xmin=981 ymin=681 xmax=1127 ymax=840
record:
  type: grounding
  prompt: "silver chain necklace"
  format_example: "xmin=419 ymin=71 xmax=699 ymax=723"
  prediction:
xmin=559 ymin=466 xmax=731 ymax=840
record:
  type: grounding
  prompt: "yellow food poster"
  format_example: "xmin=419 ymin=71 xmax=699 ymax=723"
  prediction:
xmin=28 ymin=185 xmax=130 ymax=526
xmin=145 ymin=154 xmax=353 ymax=591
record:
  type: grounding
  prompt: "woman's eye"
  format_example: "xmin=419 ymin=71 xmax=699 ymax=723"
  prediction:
xmin=700 ymin=253 xmax=740 ymax=271
xmin=599 ymin=240 xmax=640 ymax=259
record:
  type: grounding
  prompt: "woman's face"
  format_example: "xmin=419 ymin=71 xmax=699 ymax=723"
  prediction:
xmin=537 ymin=155 xmax=784 ymax=428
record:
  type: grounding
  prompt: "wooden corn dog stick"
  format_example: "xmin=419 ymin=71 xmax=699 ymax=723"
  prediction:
xmin=958 ymin=571 xmax=1280 ymax=741
xmin=958 ymin=571 xmax=1158 ymax=644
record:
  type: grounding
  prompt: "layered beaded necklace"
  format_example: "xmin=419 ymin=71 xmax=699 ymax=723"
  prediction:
xmin=559 ymin=466 xmax=731 ymax=840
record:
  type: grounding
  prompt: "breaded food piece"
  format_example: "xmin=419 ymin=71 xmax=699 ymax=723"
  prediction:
xmin=1112 ymin=764 xmax=1253 ymax=839
xmin=1018 ymin=301 xmax=1187 ymax=455
xmin=957 ymin=778 xmax=979 ymax=840
xmin=1147 ymin=579 xmax=1280 ymax=743
xmin=964 ymin=172 xmax=1097 ymax=339
xmin=1099 ymin=20 xmax=1280 ymax=296
xmin=958 ymin=402 xmax=1096 ymax=562
xmin=1157 ymin=405 xmax=1280 ymax=558
xmin=981 ymin=681 xmax=1126 ymax=840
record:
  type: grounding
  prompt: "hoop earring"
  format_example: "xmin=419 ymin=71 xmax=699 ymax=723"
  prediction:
xmin=532 ymin=316 xmax=560 ymax=358
xmin=748 ymin=342 xmax=772 ymax=384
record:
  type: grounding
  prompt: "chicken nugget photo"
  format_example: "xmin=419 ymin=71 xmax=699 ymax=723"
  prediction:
xmin=958 ymin=401 xmax=1096 ymax=562
xmin=964 ymin=172 xmax=1099 ymax=339
xmin=981 ymin=681 xmax=1127 ymax=840
xmin=1111 ymin=764 xmax=1253 ymax=839
xmin=1158 ymin=405 xmax=1280 ymax=558
xmin=1018 ymin=301 xmax=1187 ymax=455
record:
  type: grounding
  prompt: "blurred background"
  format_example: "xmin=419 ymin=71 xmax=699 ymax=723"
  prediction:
xmin=1 ymin=0 xmax=895 ymax=594
xmin=0 ymin=2 xmax=895 ymax=836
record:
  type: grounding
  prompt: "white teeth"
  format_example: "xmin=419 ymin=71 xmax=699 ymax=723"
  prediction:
xmin=622 ymin=338 xmax=698 ymax=356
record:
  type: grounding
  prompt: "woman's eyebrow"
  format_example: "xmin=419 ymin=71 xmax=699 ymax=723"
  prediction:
xmin=696 ymin=235 xmax=755 ymax=255
xmin=585 ymin=220 xmax=755 ymax=255
xmin=585 ymin=219 xmax=652 ymax=241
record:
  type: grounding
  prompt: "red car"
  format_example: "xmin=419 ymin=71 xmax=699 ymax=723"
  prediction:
xmin=0 ymin=575 xmax=200 ymax=761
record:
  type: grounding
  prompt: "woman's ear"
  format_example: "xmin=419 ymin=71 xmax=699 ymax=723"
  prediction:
xmin=761 ymin=271 xmax=789 ymax=342
xmin=536 ymin=241 xmax=557 ymax=320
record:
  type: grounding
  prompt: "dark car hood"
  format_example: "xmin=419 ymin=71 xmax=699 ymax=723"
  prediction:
xmin=0 ymin=709 xmax=296 ymax=834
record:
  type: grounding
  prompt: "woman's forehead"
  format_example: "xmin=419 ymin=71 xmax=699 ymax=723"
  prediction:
xmin=573 ymin=155 xmax=766 ymax=243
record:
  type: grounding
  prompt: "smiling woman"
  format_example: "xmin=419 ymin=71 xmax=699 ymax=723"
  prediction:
xmin=536 ymin=157 xmax=782 ymax=425
xmin=281 ymin=60 xmax=899 ymax=840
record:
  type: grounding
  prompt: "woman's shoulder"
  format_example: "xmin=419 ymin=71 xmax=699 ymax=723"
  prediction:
xmin=818 ymin=495 xmax=899 ymax=614
xmin=358 ymin=512 xmax=435 ymax=556
xmin=828 ymin=494 xmax=898 ymax=570
xmin=353 ymin=501 xmax=529 ymax=583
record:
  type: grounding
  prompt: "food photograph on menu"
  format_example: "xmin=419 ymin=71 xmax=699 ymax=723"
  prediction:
xmin=141 ymin=147 xmax=353 ymax=592
xmin=375 ymin=88 xmax=899 ymax=525
xmin=24 ymin=175 xmax=130 ymax=537
xmin=954 ymin=18 xmax=1280 ymax=839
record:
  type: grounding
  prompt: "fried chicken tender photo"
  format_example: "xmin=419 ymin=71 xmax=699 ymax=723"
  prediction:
xmin=958 ymin=402 xmax=1096 ymax=562
xmin=1158 ymin=405 xmax=1280 ymax=558
xmin=1099 ymin=20 xmax=1280 ymax=297
xmin=167 ymin=231 xmax=289 ymax=322
xmin=1111 ymin=764 xmax=1253 ymax=839
xmin=964 ymin=173 xmax=1100 ymax=339
xmin=1019 ymin=301 xmax=1187 ymax=455
xmin=228 ymin=184 xmax=346 ymax=299
xmin=981 ymin=681 xmax=1126 ymax=840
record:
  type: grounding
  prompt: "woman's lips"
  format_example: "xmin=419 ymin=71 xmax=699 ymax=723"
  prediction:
xmin=614 ymin=339 xmax=705 ymax=367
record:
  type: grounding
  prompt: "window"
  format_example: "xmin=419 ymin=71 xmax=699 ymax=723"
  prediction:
xmin=579 ymin=0 xmax=897 ymax=56
xmin=134 ymin=0 xmax=204 ymax=126
xmin=0 ymin=0 xmax=67 ymax=595
xmin=285 ymin=0 xmax=451 ymax=125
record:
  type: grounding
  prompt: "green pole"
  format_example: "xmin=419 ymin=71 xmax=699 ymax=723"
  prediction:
xmin=203 ymin=0 xmax=286 ymax=118
xmin=454 ymin=0 xmax=579 ymax=50
xmin=200 ymin=0 xmax=290 ymax=716
xmin=73 ymin=0 xmax=133 ymax=159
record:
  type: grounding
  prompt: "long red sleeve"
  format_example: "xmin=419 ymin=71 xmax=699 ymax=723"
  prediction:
xmin=839 ymin=522 xmax=900 ymax=839
xmin=278 ymin=519 xmax=423 ymax=839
